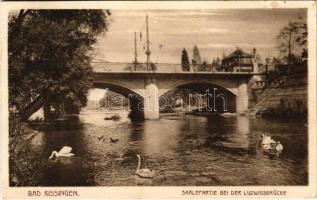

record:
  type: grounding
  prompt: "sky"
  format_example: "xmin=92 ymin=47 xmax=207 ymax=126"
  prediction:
xmin=88 ymin=9 xmax=306 ymax=101
xmin=92 ymin=9 xmax=306 ymax=64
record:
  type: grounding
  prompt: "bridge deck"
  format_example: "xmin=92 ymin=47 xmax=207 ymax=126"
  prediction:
xmin=92 ymin=62 xmax=265 ymax=78
xmin=93 ymin=71 xmax=264 ymax=78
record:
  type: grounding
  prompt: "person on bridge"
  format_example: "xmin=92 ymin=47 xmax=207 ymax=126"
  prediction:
xmin=150 ymin=62 xmax=157 ymax=72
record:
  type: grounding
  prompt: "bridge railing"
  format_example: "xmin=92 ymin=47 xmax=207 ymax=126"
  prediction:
xmin=92 ymin=62 xmax=260 ymax=74
xmin=92 ymin=62 xmax=184 ymax=73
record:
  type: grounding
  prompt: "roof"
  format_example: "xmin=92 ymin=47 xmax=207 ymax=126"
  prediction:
xmin=225 ymin=48 xmax=253 ymax=60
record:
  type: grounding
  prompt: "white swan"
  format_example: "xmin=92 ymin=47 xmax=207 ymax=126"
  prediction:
xmin=135 ymin=154 xmax=155 ymax=178
xmin=275 ymin=141 xmax=283 ymax=152
xmin=261 ymin=134 xmax=275 ymax=150
xmin=49 ymin=146 xmax=74 ymax=159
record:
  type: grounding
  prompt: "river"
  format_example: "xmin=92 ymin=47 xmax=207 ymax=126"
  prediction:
xmin=29 ymin=110 xmax=308 ymax=186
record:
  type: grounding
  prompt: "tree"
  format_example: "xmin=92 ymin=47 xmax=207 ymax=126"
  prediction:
xmin=215 ymin=57 xmax=221 ymax=66
xmin=192 ymin=45 xmax=201 ymax=72
xmin=211 ymin=58 xmax=217 ymax=70
xmin=192 ymin=45 xmax=202 ymax=65
xmin=222 ymin=52 xmax=226 ymax=60
xmin=276 ymin=20 xmax=307 ymax=64
xmin=296 ymin=22 xmax=307 ymax=46
xmin=9 ymin=10 xmax=110 ymax=120
xmin=181 ymin=48 xmax=190 ymax=71
xmin=198 ymin=60 xmax=210 ymax=71
xmin=211 ymin=57 xmax=222 ymax=71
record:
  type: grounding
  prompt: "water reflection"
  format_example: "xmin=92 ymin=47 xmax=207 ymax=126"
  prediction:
xmin=237 ymin=115 xmax=250 ymax=134
xmin=143 ymin=119 xmax=181 ymax=156
xmin=28 ymin=111 xmax=308 ymax=186
xmin=34 ymin=117 xmax=90 ymax=186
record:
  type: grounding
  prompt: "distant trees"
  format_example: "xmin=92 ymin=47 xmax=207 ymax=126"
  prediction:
xmin=262 ymin=19 xmax=308 ymax=87
xmin=211 ymin=57 xmax=221 ymax=71
xmin=181 ymin=46 xmax=204 ymax=72
xmin=98 ymin=91 xmax=128 ymax=109
xmin=276 ymin=20 xmax=307 ymax=64
xmin=192 ymin=45 xmax=202 ymax=64
xmin=181 ymin=46 xmax=223 ymax=72
xmin=295 ymin=22 xmax=307 ymax=46
xmin=264 ymin=19 xmax=309 ymax=79
xmin=192 ymin=45 xmax=201 ymax=72
xmin=198 ymin=61 xmax=207 ymax=71
xmin=197 ymin=60 xmax=212 ymax=72
xmin=181 ymin=48 xmax=190 ymax=71
xmin=9 ymin=10 xmax=110 ymax=120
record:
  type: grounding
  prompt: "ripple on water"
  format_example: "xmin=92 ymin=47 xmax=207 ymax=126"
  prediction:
xmin=28 ymin=112 xmax=308 ymax=186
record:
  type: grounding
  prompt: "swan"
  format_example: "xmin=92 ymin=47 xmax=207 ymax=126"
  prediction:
xmin=110 ymin=137 xmax=119 ymax=143
xmin=98 ymin=135 xmax=104 ymax=141
xmin=261 ymin=134 xmax=275 ymax=150
xmin=49 ymin=146 xmax=74 ymax=159
xmin=275 ymin=141 xmax=283 ymax=152
xmin=135 ymin=154 xmax=155 ymax=178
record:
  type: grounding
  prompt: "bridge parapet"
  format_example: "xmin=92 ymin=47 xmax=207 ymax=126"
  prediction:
xmin=92 ymin=62 xmax=182 ymax=73
xmin=92 ymin=62 xmax=265 ymax=75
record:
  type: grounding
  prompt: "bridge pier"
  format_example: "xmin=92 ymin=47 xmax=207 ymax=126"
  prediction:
xmin=144 ymin=78 xmax=160 ymax=119
xmin=236 ymin=79 xmax=249 ymax=114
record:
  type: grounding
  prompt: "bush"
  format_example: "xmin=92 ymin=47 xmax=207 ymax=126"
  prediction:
xmin=9 ymin=115 xmax=44 ymax=186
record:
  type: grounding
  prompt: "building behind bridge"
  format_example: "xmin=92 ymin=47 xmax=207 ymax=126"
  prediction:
xmin=220 ymin=47 xmax=261 ymax=72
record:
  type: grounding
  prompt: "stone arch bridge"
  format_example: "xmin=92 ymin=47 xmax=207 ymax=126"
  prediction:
xmin=93 ymin=63 xmax=261 ymax=119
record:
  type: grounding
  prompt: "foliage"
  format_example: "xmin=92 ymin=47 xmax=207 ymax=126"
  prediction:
xmin=198 ymin=60 xmax=213 ymax=71
xmin=295 ymin=23 xmax=307 ymax=46
xmin=181 ymin=48 xmax=190 ymax=71
xmin=98 ymin=91 xmax=129 ymax=108
xmin=192 ymin=45 xmax=201 ymax=65
xmin=210 ymin=57 xmax=221 ymax=71
xmin=9 ymin=115 xmax=44 ymax=186
xmin=191 ymin=45 xmax=202 ymax=72
xmin=276 ymin=20 xmax=307 ymax=64
xmin=9 ymin=10 xmax=110 ymax=120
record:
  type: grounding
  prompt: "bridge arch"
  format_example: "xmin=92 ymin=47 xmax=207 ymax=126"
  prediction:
xmin=159 ymin=81 xmax=237 ymax=113
xmin=158 ymin=79 xmax=238 ymax=97
xmin=93 ymin=80 xmax=144 ymax=98
xmin=93 ymin=81 xmax=145 ymax=119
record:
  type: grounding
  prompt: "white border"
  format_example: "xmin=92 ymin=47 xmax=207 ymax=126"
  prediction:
xmin=0 ymin=1 xmax=316 ymax=199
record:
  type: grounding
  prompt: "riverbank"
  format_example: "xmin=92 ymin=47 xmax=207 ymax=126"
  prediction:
xmin=9 ymin=116 xmax=45 ymax=186
xmin=28 ymin=115 xmax=83 ymax=131
xmin=249 ymin=71 xmax=307 ymax=119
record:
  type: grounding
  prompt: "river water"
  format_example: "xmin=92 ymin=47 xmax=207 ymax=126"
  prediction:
xmin=29 ymin=110 xmax=308 ymax=186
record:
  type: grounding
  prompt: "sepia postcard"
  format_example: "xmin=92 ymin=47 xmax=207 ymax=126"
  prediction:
xmin=0 ymin=1 xmax=316 ymax=199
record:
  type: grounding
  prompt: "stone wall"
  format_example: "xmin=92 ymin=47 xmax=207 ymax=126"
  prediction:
xmin=249 ymin=72 xmax=307 ymax=118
